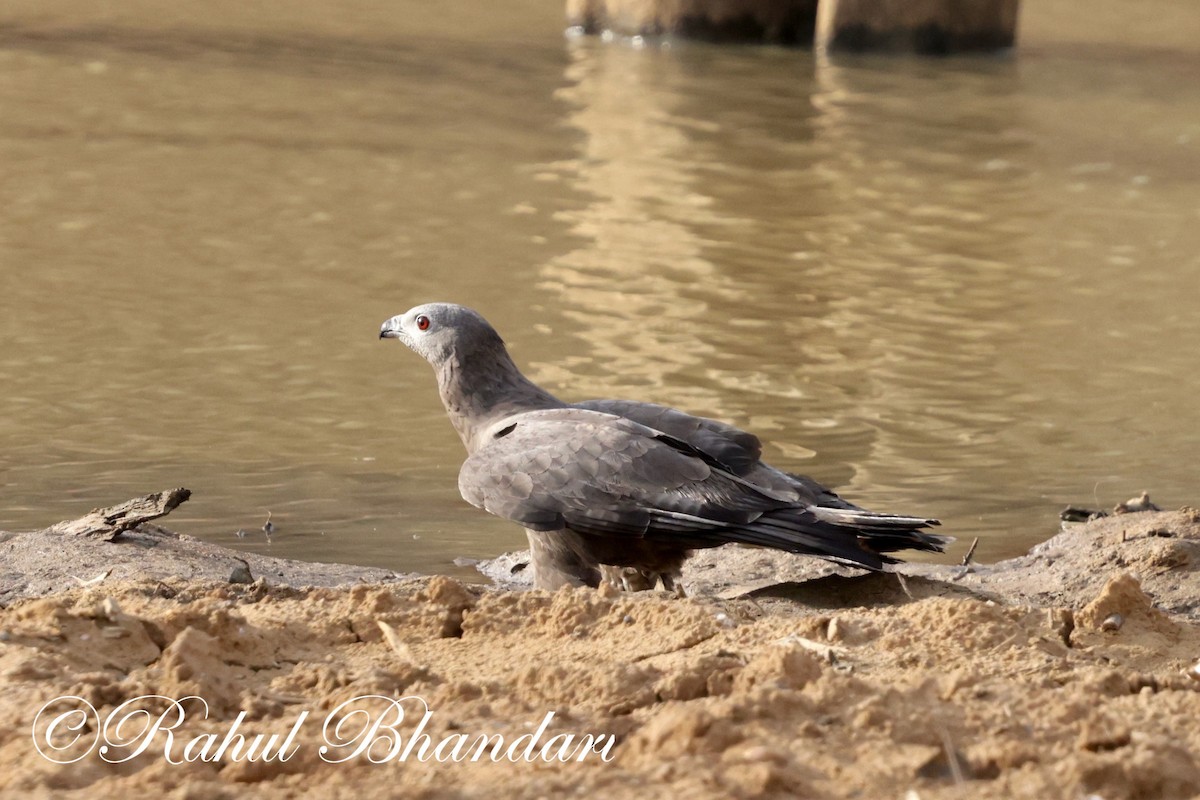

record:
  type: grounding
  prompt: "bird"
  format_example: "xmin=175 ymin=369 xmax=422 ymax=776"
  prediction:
xmin=379 ymin=303 xmax=948 ymax=593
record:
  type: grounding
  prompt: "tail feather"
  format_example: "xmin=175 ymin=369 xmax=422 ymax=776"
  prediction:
xmin=645 ymin=501 xmax=950 ymax=572
xmin=722 ymin=506 xmax=949 ymax=572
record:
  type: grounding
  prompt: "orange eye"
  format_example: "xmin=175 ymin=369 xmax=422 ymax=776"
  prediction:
xmin=416 ymin=315 xmax=431 ymax=331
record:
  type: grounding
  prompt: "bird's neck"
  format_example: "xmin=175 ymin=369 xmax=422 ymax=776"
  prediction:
xmin=436 ymin=347 xmax=563 ymax=454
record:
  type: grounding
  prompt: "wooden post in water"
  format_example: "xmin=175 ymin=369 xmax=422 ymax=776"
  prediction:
xmin=566 ymin=0 xmax=820 ymax=44
xmin=566 ymin=0 xmax=1019 ymax=52
xmin=815 ymin=0 xmax=1019 ymax=54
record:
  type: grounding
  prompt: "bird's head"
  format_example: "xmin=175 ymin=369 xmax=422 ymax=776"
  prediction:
xmin=379 ymin=303 xmax=505 ymax=366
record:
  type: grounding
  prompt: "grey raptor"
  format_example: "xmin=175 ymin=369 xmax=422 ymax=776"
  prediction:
xmin=380 ymin=303 xmax=948 ymax=592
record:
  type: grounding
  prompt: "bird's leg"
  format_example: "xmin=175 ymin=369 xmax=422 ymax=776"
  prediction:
xmin=660 ymin=570 xmax=687 ymax=598
xmin=525 ymin=529 xmax=602 ymax=590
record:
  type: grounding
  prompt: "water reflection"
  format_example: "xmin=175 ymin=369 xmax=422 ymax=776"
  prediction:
xmin=532 ymin=43 xmax=736 ymax=416
xmin=534 ymin=42 xmax=1052 ymax=558
xmin=797 ymin=58 xmax=1043 ymax=517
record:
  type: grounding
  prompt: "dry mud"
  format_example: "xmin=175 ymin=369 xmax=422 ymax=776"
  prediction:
xmin=2 ymin=509 xmax=1200 ymax=799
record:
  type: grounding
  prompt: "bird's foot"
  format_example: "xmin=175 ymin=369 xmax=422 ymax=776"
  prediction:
xmin=660 ymin=571 xmax=687 ymax=599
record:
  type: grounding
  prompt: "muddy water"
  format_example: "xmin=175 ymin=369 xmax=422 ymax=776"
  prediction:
xmin=1 ymin=1 xmax=1198 ymax=578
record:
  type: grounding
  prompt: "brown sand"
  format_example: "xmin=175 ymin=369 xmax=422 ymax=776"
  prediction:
xmin=2 ymin=509 xmax=1200 ymax=799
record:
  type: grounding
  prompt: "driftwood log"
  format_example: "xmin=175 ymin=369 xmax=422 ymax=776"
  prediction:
xmin=45 ymin=488 xmax=192 ymax=541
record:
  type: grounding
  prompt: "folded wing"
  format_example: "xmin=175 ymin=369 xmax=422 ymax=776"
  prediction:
xmin=459 ymin=407 xmax=947 ymax=571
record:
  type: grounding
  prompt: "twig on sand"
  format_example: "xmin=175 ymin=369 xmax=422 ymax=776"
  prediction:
xmin=70 ymin=568 xmax=113 ymax=587
xmin=377 ymin=620 xmax=419 ymax=664
xmin=961 ymin=537 xmax=980 ymax=566
xmin=937 ymin=726 xmax=967 ymax=784
xmin=776 ymin=634 xmax=845 ymax=665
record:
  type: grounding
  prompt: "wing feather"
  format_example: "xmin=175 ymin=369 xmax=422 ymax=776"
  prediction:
xmin=574 ymin=399 xmax=762 ymax=473
xmin=458 ymin=406 xmax=946 ymax=570
xmin=459 ymin=408 xmax=780 ymax=538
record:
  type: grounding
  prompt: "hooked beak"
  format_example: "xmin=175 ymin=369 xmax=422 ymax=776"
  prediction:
xmin=379 ymin=318 xmax=403 ymax=340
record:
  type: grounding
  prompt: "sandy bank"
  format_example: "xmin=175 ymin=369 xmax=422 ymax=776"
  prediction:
xmin=2 ymin=503 xmax=1199 ymax=798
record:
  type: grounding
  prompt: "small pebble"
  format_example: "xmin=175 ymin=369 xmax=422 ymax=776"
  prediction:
xmin=737 ymin=745 xmax=788 ymax=764
xmin=1185 ymin=662 xmax=1200 ymax=683
xmin=229 ymin=561 xmax=254 ymax=584
xmin=101 ymin=597 xmax=121 ymax=621
xmin=1100 ymin=613 xmax=1124 ymax=632
xmin=622 ymin=614 xmax=634 ymax=624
